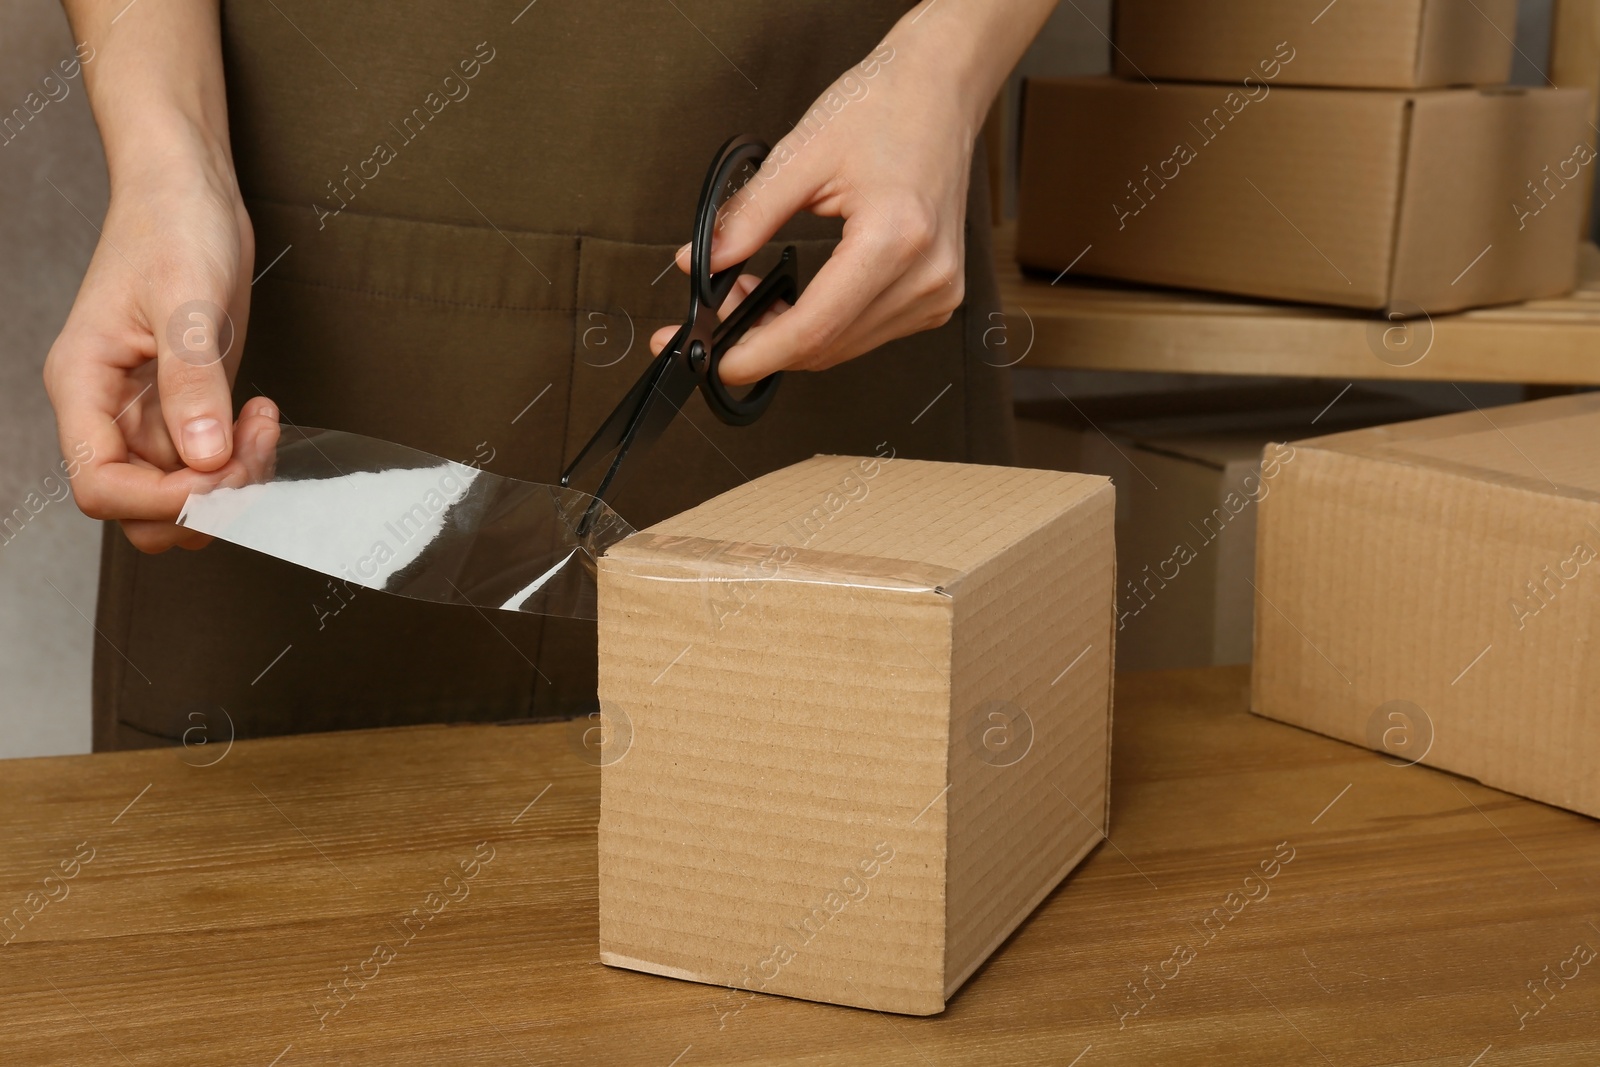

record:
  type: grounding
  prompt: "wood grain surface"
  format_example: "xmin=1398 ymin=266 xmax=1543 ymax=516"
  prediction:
xmin=995 ymin=225 xmax=1600 ymax=385
xmin=2 ymin=667 xmax=1597 ymax=1066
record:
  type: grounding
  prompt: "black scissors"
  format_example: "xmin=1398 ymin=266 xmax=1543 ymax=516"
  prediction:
xmin=560 ymin=134 xmax=799 ymax=523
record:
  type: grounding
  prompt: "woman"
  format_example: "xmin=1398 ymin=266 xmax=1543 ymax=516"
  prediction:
xmin=45 ymin=0 xmax=1055 ymax=749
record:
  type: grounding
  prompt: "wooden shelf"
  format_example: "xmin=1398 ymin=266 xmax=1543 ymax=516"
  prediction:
xmin=995 ymin=224 xmax=1600 ymax=384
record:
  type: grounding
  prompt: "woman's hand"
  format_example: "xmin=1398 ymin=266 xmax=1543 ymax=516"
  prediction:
xmin=44 ymin=134 xmax=279 ymax=553
xmin=48 ymin=0 xmax=278 ymax=553
xmin=651 ymin=0 xmax=1058 ymax=386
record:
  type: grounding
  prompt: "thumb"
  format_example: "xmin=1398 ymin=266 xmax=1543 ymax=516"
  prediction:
xmin=155 ymin=287 xmax=241 ymax=472
xmin=707 ymin=138 xmax=824 ymax=271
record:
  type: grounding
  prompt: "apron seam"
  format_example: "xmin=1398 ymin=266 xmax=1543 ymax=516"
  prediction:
xmin=244 ymin=195 xmax=573 ymax=239
xmin=260 ymin=274 xmax=580 ymax=313
xmin=244 ymin=195 xmax=703 ymax=248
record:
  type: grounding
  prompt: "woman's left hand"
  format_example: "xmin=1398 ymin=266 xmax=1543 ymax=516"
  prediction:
xmin=650 ymin=12 xmax=995 ymax=386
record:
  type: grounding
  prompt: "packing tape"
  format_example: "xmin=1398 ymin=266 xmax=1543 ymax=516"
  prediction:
xmin=177 ymin=425 xmax=635 ymax=621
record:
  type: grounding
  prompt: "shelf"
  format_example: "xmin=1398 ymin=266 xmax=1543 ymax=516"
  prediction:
xmin=994 ymin=223 xmax=1600 ymax=384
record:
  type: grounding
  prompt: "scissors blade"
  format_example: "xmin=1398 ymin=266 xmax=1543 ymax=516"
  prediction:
xmin=561 ymin=335 xmax=700 ymax=502
xmin=563 ymin=354 xmax=666 ymax=490
xmin=628 ymin=352 xmax=702 ymax=455
xmin=178 ymin=425 xmax=634 ymax=621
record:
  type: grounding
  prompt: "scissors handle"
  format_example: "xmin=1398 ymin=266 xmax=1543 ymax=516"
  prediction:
xmin=559 ymin=134 xmax=801 ymax=512
xmin=699 ymin=249 xmax=797 ymax=425
xmin=687 ymin=135 xmax=796 ymax=425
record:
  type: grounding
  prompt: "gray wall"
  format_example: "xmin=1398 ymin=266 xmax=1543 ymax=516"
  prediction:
xmin=1 ymin=0 xmax=106 ymax=758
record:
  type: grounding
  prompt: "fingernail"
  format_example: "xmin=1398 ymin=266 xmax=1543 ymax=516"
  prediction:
xmin=258 ymin=403 xmax=278 ymax=423
xmin=183 ymin=418 xmax=225 ymax=461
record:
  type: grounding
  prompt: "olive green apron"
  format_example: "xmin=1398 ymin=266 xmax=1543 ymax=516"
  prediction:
xmin=92 ymin=0 xmax=1014 ymax=750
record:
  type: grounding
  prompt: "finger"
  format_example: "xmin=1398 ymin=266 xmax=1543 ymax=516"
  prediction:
xmin=649 ymin=324 xmax=676 ymax=357
xmin=119 ymin=363 xmax=183 ymax=471
xmin=65 ymin=412 xmax=268 ymax=523
xmin=234 ymin=396 xmax=281 ymax=482
xmin=75 ymin=460 xmax=235 ymax=522
xmin=90 ymin=391 xmax=281 ymax=547
xmin=716 ymin=273 xmax=761 ymax=319
xmin=705 ymin=138 xmax=829 ymax=272
xmin=648 ymin=275 xmax=767 ymax=356
xmin=119 ymin=519 xmax=211 ymax=553
xmin=785 ymin=257 xmax=963 ymax=372
xmin=154 ymin=284 xmax=241 ymax=471
xmin=716 ymin=217 xmax=903 ymax=385
xmin=46 ymin=328 xmax=176 ymax=522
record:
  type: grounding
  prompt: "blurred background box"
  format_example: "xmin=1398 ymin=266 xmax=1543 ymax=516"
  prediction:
xmin=1016 ymin=384 xmax=1446 ymax=670
xmin=1113 ymin=0 xmax=1518 ymax=89
xmin=1252 ymin=393 xmax=1600 ymax=818
xmin=1017 ymin=77 xmax=1591 ymax=312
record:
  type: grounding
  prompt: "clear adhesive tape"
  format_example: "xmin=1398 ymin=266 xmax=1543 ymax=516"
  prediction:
xmin=178 ymin=426 xmax=635 ymax=621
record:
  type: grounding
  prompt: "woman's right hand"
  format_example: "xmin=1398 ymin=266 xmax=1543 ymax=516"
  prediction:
xmin=43 ymin=129 xmax=279 ymax=554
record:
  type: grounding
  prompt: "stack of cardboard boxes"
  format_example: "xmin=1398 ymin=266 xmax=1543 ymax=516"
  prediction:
xmin=1016 ymin=0 xmax=1592 ymax=313
xmin=1014 ymin=4 xmax=1600 ymax=821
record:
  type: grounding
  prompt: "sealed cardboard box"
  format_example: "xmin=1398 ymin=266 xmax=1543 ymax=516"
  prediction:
xmin=597 ymin=454 xmax=1115 ymax=1015
xmin=1114 ymin=0 xmax=1517 ymax=89
xmin=1017 ymin=77 xmax=1591 ymax=312
xmin=1017 ymin=385 xmax=1442 ymax=670
xmin=1253 ymin=393 xmax=1600 ymax=818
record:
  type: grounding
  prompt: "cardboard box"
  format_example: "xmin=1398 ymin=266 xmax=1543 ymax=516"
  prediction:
xmin=1252 ymin=393 xmax=1600 ymax=818
xmin=1017 ymin=385 xmax=1443 ymax=670
xmin=596 ymin=454 xmax=1115 ymax=1014
xmin=1113 ymin=0 xmax=1518 ymax=89
xmin=1016 ymin=77 xmax=1592 ymax=312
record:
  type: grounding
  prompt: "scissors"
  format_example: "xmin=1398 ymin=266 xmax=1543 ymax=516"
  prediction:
xmin=560 ymin=134 xmax=799 ymax=523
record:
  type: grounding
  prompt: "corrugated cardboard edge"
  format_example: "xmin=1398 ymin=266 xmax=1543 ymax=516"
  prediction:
xmin=941 ymin=479 xmax=1119 ymax=1002
xmin=942 ymin=636 xmax=1117 ymax=1005
xmin=942 ymin=836 xmax=1104 ymax=1001
xmin=1291 ymin=394 xmax=1600 ymax=504
xmin=1103 ymin=508 xmax=1118 ymax=835
xmin=598 ymin=952 xmax=721 ymax=987
xmin=1383 ymin=97 xmax=1419 ymax=310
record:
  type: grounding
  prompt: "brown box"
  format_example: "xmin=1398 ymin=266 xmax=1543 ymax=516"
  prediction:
xmin=1252 ymin=393 xmax=1600 ymax=818
xmin=596 ymin=454 xmax=1115 ymax=1014
xmin=1017 ymin=385 xmax=1443 ymax=670
xmin=1114 ymin=0 xmax=1518 ymax=89
xmin=1016 ymin=77 xmax=1592 ymax=312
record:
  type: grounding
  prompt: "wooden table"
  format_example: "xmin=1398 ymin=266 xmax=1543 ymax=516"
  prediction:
xmin=995 ymin=225 xmax=1600 ymax=385
xmin=3 ymin=667 xmax=1597 ymax=1065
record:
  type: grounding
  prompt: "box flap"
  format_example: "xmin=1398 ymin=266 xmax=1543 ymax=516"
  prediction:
xmin=1294 ymin=392 xmax=1600 ymax=501
xmin=607 ymin=454 xmax=1109 ymax=586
